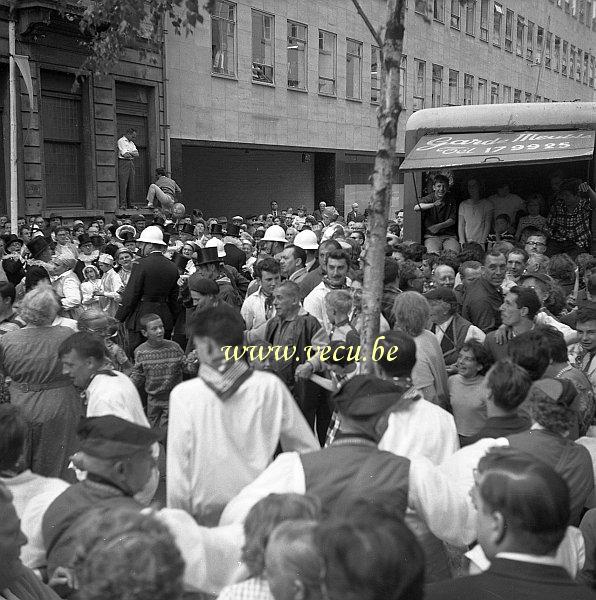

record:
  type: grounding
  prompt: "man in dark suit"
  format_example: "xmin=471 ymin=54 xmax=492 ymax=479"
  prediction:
xmin=426 ymin=447 xmax=596 ymax=600
xmin=115 ymin=225 xmax=180 ymax=353
xmin=345 ymin=202 xmax=361 ymax=223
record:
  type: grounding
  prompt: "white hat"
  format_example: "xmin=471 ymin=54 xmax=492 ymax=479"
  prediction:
xmin=98 ymin=253 xmax=114 ymax=265
xmin=205 ymin=237 xmax=226 ymax=258
xmin=137 ymin=225 xmax=166 ymax=246
xmin=262 ymin=224 xmax=288 ymax=243
xmin=293 ymin=229 xmax=319 ymax=250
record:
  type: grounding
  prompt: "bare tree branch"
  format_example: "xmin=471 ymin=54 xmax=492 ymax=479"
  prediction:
xmin=350 ymin=0 xmax=383 ymax=47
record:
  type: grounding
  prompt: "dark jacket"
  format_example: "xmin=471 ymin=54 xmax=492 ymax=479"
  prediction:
xmin=115 ymin=252 xmax=180 ymax=332
xmin=426 ymin=557 xmax=596 ymax=600
xmin=464 ymin=413 xmax=531 ymax=446
xmin=223 ymin=243 xmax=247 ymax=272
xmin=462 ymin=277 xmax=503 ymax=333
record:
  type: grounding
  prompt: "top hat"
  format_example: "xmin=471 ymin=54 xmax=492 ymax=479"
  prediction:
xmin=3 ymin=234 xmax=23 ymax=249
xmin=210 ymin=223 xmax=225 ymax=236
xmin=78 ymin=233 xmax=93 ymax=246
xmin=153 ymin=215 xmax=166 ymax=227
xmin=26 ymin=236 xmax=50 ymax=259
xmin=194 ymin=246 xmax=221 ymax=266
xmin=226 ymin=224 xmax=241 ymax=237
xmin=179 ymin=223 xmax=196 ymax=236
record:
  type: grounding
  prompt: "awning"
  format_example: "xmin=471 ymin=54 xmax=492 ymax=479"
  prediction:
xmin=399 ymin=129 xmax=595 ymax=171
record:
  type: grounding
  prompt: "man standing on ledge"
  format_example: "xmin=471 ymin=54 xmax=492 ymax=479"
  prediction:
xmin=118 ymin=127 xmax=139 ymax=209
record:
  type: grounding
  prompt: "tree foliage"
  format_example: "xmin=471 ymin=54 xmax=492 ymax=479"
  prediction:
xmin=73 ymin=0 xmax=214 ymax=73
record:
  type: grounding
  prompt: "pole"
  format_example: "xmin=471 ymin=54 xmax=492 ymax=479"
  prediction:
xmin=9 ymin=10 xmax=18 ymax=234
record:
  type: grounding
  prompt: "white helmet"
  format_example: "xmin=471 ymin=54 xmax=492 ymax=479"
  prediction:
xmin=262 ymin=224 xmax=288 ymax=243
xmin=293 ymin=229 xmax=319 ymax=250
xmin=137 ymin=225 xmax=166 ymax=246
xmin=205 ymin=237 xmax=226 ymax=258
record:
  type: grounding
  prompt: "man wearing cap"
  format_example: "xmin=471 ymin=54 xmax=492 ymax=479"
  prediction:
xmin=298 ymin=239 xmax=340 ymax=298
xmin=345 ymin=202 xmax=361 ymax=223
xmin=131 ymin=214 xmax=146 ymax=234
xmin=426 ymin=287 xmax=485 ymax=369
xmin=26 ymin=237 xmax=55 ymax=275
xmin=115 ymin=225 xmax=180 ymax=353
xmin=293 ymin=229 xmax=319 ymax=272
xmin=42 ymin=415 xmax=159 ymax=579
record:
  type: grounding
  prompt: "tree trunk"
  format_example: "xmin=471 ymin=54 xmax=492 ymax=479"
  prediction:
xmin=357 ymin=0 xmax=405 ymax=373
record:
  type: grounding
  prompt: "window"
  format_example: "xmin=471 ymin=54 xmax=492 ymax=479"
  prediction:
xmin=526 ymin=21 xmax=534 ymax=61
xmin=514 ymin=88 xmax=521 ymax=102
xmin=565 ymin=0 xmax=571 ymax=11
xmin=584 ymin=52 xmax=589 ymax=84
xmin=465 ymin=2 xmax=475 ymax=34
xmin=371 ymin=46 xmax=381 ymax=103
xmin=434 ymin=0 xmax=445 ymax=21
xmin=587 ymin=1 xmax=593 ymax=26
xmin=42 ymin=70 xmax=85 ymax=207
xmin=478 ymin=78 xmax=487 ymax=103
xmin=414 ymin=59 xmax=426 ymax=110
xmin=505 ymin=9 xmax=514 ymax=51
xmin=525 ymin=92 xmax=533 ymax=102
xmin=399 ymin=56 xmax=407 ymax=106
xmin=431 ymin=64 xmax=443 ymax=107
xmin=562 ymin=40 xmax=568 ymax=75
xmin=590 ymin=55 xmax=595 ymax=87
xmin=252 ymin=11 xmax=274 ymax=84
xmin=545 ymin=32 xmax=552 ymax=68
xmin=554 ymin=36 xmax=561 ymax=72
xmin=570 ymin=45 xmax=576 ymax=79
xmin=415 ymin=0 xmax=427 ymax=14
xmin=493 ymin=2 xmax=502 ymax=45
xmin=448 ymin=69 xmax=459 ymax=104
xmin=576 ymin=48 xmax=583 ymax=80
xmin=572 ymin=0 xmax=577 ymax=16
xmin=464 ymin=73 xmax=474 ymax=104
xmin=480 ymin=0 xmax=489 ymax=40
xmin=346 ymin=39 xmax=362 ymax=99
xmin=536 ymin=26 xmax=544 ymax=64
xmin=451 ymin=0 xmax=460 ymax=28
xmin=287 ymin=22 xmax=307 ymax=90
xmin=580 ymin=0 xmax=586 ymax=21
xmin=516 ymin=15 xmax=524 ymax=56
xmin=318 ymin=30 xmax=336 ymax=95
xmin=490 ymin=81 xmax=499 ymax=103
xmin=503 ymin=85 xmax=511 ymax=102
xmin=211 ymin=1 xmax=236 ymax=77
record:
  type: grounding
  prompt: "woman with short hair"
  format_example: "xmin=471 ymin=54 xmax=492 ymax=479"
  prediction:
xmin=0 ymin=283 xmax=81 ymax=479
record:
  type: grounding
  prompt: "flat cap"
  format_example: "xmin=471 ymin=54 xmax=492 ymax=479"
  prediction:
xmin=333 ymin=375 xmax=399 ymax=419
xmin=424 ymin=287 xmax=457 ymax=303
xmin=77 ymin=415 xmax=161 ymax=459
xmin=188 ymin=274 xmax=220 ymax=295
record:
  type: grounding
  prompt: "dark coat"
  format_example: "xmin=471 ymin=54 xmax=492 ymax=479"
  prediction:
xmin=425 ymin=558 xmax=596 ymax=600
xmin=115 ymin=252 xmax=180 ymax=332
xmin=462 ymin=277 xmax=503 ymax=333
xmin=223 ymin=243 xmax=247 ymax=272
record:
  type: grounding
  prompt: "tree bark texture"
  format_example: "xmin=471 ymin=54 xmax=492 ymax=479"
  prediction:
xmin=355 ymin=0 xmax=405 ymax=373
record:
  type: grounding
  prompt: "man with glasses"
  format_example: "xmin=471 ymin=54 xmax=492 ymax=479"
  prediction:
xmin=524 ymin=230 xmax=548 ymax=257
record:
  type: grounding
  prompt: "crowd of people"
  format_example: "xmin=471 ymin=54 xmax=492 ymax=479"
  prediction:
xmin=2 ymin=171 xmax=596 ymax=600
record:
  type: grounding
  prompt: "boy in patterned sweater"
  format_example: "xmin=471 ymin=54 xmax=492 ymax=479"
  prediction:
xmin=131 ymin=313 xmax=197 ymax=428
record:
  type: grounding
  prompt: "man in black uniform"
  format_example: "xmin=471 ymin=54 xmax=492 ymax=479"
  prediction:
xmin=115 ymin=225 xmax=180 ymax=353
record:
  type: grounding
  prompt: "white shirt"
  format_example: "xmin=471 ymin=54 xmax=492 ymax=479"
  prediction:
xmin=166 ymin=370 xmax=319 ymax=525
xmin=0 ymin=470 xmax=69 ymax=569
xmin=379 ymin=394 xmax=459 ymax=465
xmin=86 ymin=371 xmax=150 ymax=427
xmin=241 ymin=289 xmax=275 ymax=331
xmin=458 ymin=198 xmax=493 ymax=244
xmin=117 ymin=136 xmax=138 ymax=159
xmin=433 ymin=315 xmax=486 ymax=345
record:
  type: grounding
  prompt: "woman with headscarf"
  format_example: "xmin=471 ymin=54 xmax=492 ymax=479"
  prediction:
xmin=0 ymin=284 xmax=81 ymax=479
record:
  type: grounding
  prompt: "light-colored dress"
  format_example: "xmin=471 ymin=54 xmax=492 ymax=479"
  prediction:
xmin=0 ymin=326 xmax=82 ymax=480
